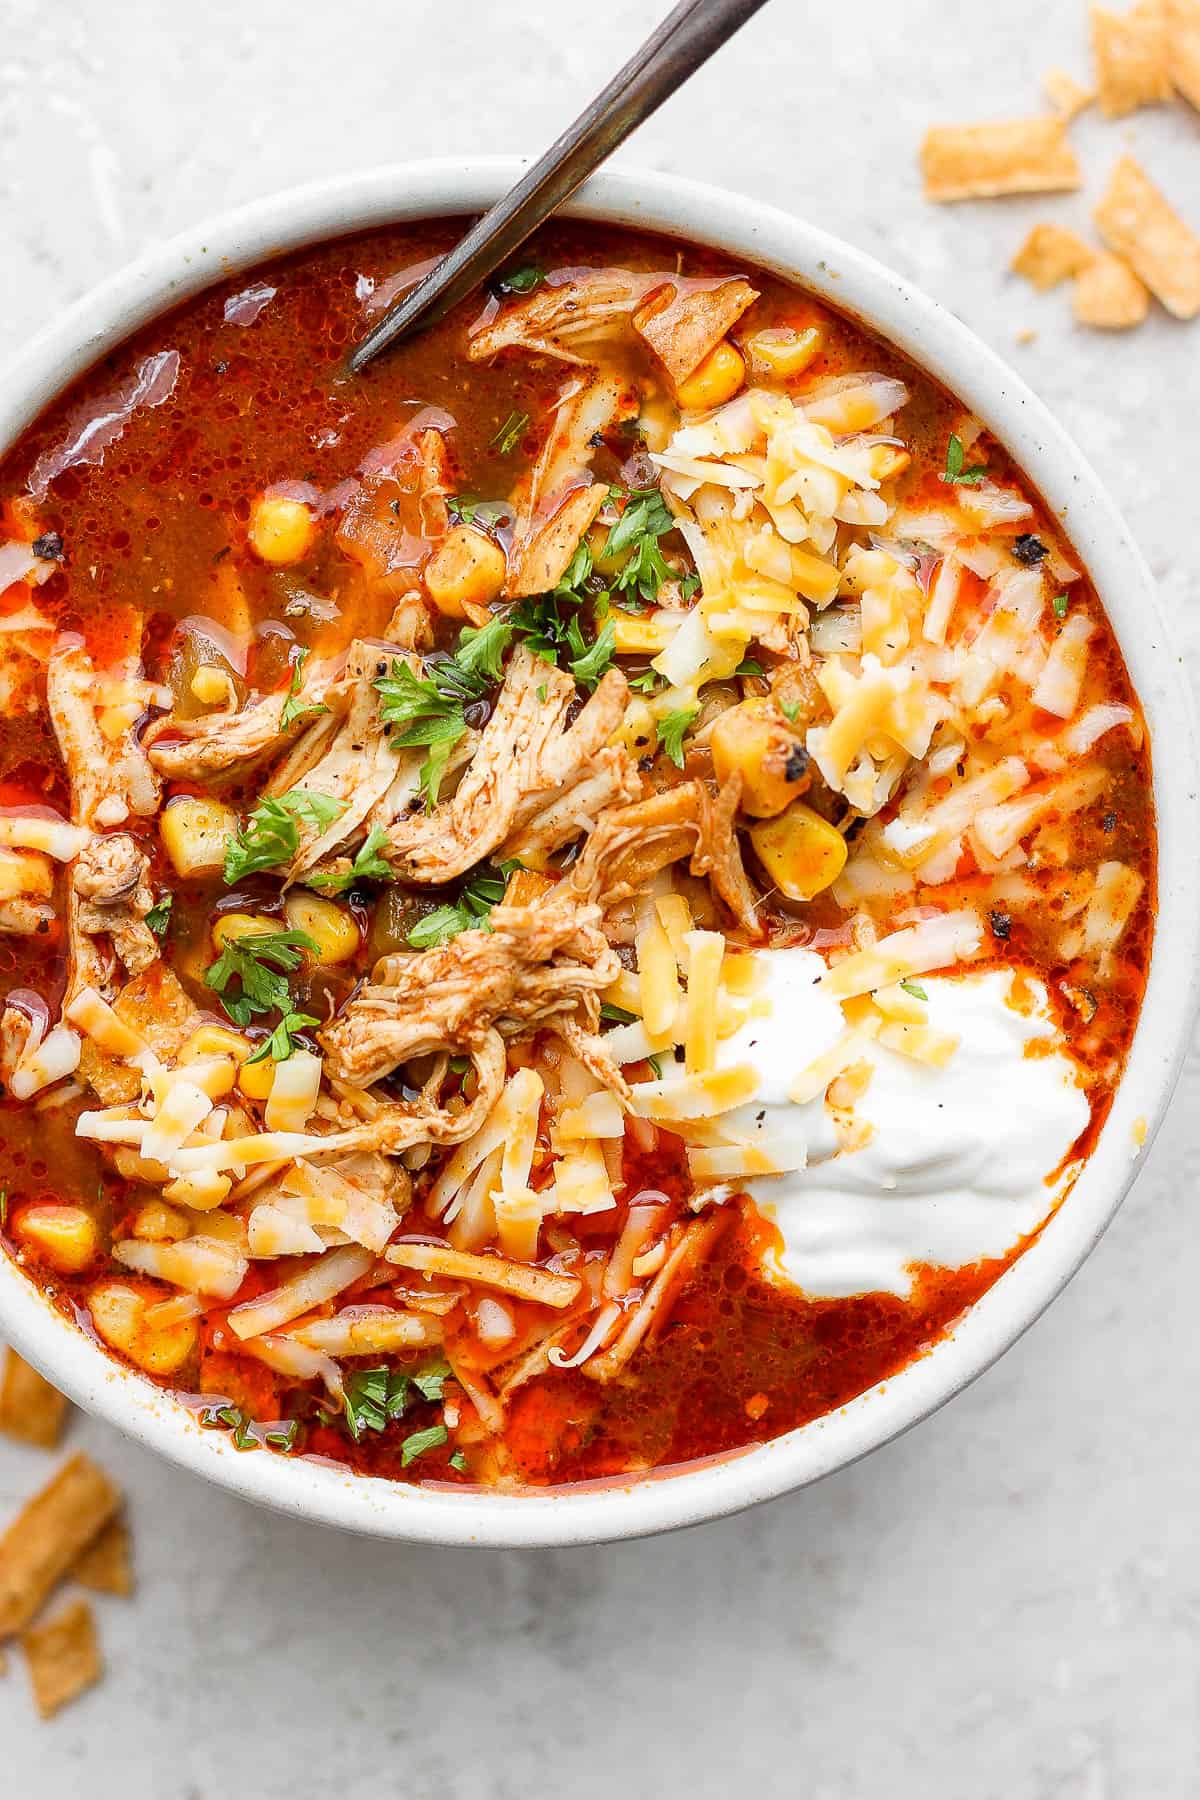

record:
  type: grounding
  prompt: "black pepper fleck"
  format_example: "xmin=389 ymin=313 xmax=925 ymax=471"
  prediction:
xmin=1012 ymin=534 xmax=1049 ymax=566
xmin=989 ymin=909 xmax=1012 ymax=940
xmin=784 ymin=746 xmax=809 ymax=783
xmin=31 ymin=531 xmax=63 ymax=561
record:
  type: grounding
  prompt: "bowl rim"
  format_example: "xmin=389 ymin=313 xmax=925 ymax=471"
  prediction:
xmin=1 ymin=156 xmax=1196 ymax=1548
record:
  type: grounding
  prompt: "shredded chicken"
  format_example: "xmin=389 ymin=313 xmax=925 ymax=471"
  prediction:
xmin=144 ymin=654 xmax=335 ymax=781
xmin=321 ymin=891 xmax=620 ymax=1087
xmin=570 ymin=777 xmax=760 ymax=933
xmin=468 ymin=270 xmax=666 ymax=365
xmin=383 ymin=647 xmax=637 ymax=884
xmin=47 ymin=641 xmax=160 ymax=828
xmin=634 ymin=278 xmax=760 ymax=387
xmin=263 ymin=641 xmax=419 ymax=881
xmin=72 ymin=833 xmax=158 ymax=975
xmin=506 ymin=374 xmax=627 ymax=597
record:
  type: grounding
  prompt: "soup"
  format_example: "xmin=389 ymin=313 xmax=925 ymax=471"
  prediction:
xmin=0 ymin=219 xmax=1153 ymax=1488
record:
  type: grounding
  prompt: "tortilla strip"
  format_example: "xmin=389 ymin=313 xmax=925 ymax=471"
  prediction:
xmin=920 ymin=118 xmax=1082 ymax=202
xmin=1094 ymin=156 xmax=1200 ymax=319
xmin=1012 ymin=224 xmax=1096 ymax=291
xmin=1167 ymin=0 xmax=1200 ymax=108
xmin=385 ymin=1242 xmax=580 ymax=1308
xmin=21 ymin=1599 xmax=102 ymax=1718
xmin=73 ymin=1519 xmax=133 ymax=1597
xmin=1042 ymin=67 xmax=1096 ymax=119
xmin=0 ymin=1348 xmax=69 ymax=1449
xmin=1072 ymin=251 xmax=1151 ymax=328
xmin=1091 ymin=1 xmax=1172 ymax=116
xmin=0 ymin=1453 xmax=120 ymax=1638
xmin=634 ymin=278 xmax=759 ymax=386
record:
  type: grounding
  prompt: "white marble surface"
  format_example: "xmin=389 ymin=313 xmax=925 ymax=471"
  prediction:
xmin=2 ymin=1 xmax=1199 ymax=1793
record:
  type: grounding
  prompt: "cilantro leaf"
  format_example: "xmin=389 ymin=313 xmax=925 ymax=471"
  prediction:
xmin=406 ymin=869 xmax=508 ymax=948
xmin=628 ymin=667 xmax=664 ymax=694
xmin=244 ymin=1009 xmax=320 ymax=1065
xmin=341 ymin=1360 xmax=451 ymax=1444
xmin=497 ymin=264 xmax=544 ymax=295
xmin=602 ymin=486 xmax=681 ymax=606
xmin=401 ymin=1422 xmax=449 ymax=1467
xmin=280 ymin=646 xmax=328 ymax=730
xmin=309 ymin=823 xmax=394 ymax=894
xmin=657 ymin=706 xmax=698 ymax=769
xmin=449 ymin=1449 xmax=468 ymax=1473
xmin=1052 ymin=591 xmax=1069 ymax=619
xmin=899 ymin=979 xmax=928 ymax=1001
xmin=939 ymin=432 xmax=988 ymax=487
xmin=600 ymin=1001 xmax=638 ymax=1025
xmin=412 ymin=1359 xmax=451 ymax=1402
xmin=736 ymin=657 xmax=765 ymax=679
xmin=455 ymin=615 xmax=514 ymax=682
xmin=223 ymin=790 xmax=345 ymax=884
xmin=568 ymin=616 xmax=615 ymax=690
xmin=145 ymin=894 xmax=173 ymax=938
xmin=491 ymin=411 xmax=530 ymax=456
xmin=203 ymin=927 xmax=317 ymax=1027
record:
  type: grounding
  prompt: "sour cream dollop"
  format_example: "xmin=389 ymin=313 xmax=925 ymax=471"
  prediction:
xmin=719 ymin=953 xmax=1089 ymax=1300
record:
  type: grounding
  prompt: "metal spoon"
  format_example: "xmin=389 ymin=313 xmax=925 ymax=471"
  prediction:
xmin=347 ymin=0 xmax=772 ymax=371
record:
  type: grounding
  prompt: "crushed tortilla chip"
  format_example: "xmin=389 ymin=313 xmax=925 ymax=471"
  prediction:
xmin=73 ymin=1518 xmax=132 ymax=1597
xmin=1091 ymin=1 xmax=1173 ymax=116
xmin=1094 ymin=155 xmax=1200 ymax=318
xmin=21 ymin=1598 xmax=101 ymax=1718
xmin=1073 ymin=251 xmax=1152 ymax=327
xmin=920 ymin=118 xmax=1083 ymax=202
xmin=0 ymin=1348 xmax=69 ymax=1449
xmin=1012 ymin=223 xmax=1096 ymax=290
xmin=1043 ymin=67 xmax=1096 ymax=118
xmin=0 ymin=1452 xmax=120 ymax=1638
xmin=1166 ymin=0 xmax=1200 ymax=109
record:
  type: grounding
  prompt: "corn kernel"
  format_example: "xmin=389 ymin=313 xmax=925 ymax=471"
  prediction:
xmin=211 ymin=911 xmax=276 ymax=951
xmin=237 ymin=1056 xmax=275 ymax=1102
xmin=675 ymin=340 xmax=746 ymax=410
xmin=88 ymin=1278 xmax=197 ymax=1376
xmin=160 ymin=795 xmax=238 ymax=878
xmin=248 ymin=494 xmax=316 ymax=566
xmin=14 ymin=1203 xmax=98 ymax=1274
xmin=424 ymin=525 xmax=507 ymax=618
xmin=283 ymin=889 xmax=359 ymax=964
xmin=749 ymin=802 xmax=848 ymax=901
xmin=0 ymin=848 xmax=52 ymax=901
xmin=746 ymin=325 xmax=824 ymax=378
xmin=180 ymin=1025 xmax=252 ymax=1065
xmin=710 ymin=698 xmax=809 ymax=818
xmin=189 ymin=665 xmax=237 ymax=707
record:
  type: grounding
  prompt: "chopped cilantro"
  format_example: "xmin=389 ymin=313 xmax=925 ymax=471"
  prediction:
xmin=446 ymin=495 xmax=512 ymax=531
xmin=899 ymin=979 xmax=928 ymax=1000
xmin=244 ymin=1009 xmax=320 ymax=1066
xmin=939 ymin=432 xmax=988 ymax=487
xmin=204 ymin=928 xmax=317 ymax=1027
xmin=263 ymin=1420 xmax=299 ymax=1453
xmin=497 ymin=264 xmax=544 ymax=295
xmin=223 ymin=790 xmax=344 ymax=884
xmin=491 ymin=410 xmax=530 ymax=456
xmin=646 ymin=1052 xmax=665 ymax=1079
xmin=406 ymin=869 xmax=508 ymax=949
xmin=600 ymin=1001 xmax=638 ymax=1025
xmin=145 ymin=894 xmax=173 ymax=938
xmin=455 ymin=615 xmax=514 ymax=682
xmin=401 ymin=1422 xmax=449 ymax=1468
xmin=779 ymin=697 xmax=801 ymax=723
xmin=449 ymin=1450 xmax=469 ymax=1473
xmin=603 ymin=485 xmax=679 ymax=606
xmin=341 ymin=1360 xmax=451 ymax=1444
xmin=376 ymin=655 xmax=490 ymax=810
xmin=657 ymin=706 xmax=698 ymax=769
xmin=568 ymin=615 xmax=615 ymax=690
xmin=1052 ymin=591 xmax=1069 ymax=619
xmin=279 ymin=646 xmax=328 ymax=730
xmin=736 ymin=657 xmax=765 ymax=679
xmin=200 ymin=1403 xmax=258 ymax=1451
xmin=309 ymin=823 xmax=395 ymax=893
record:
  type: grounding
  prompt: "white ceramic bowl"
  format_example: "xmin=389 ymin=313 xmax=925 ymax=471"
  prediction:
xmin=2 ymin=160 xmax=1196 ymax=1547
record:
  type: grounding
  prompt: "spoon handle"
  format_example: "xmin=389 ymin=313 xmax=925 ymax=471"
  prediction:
xmin=348 ymin=0 xmax=771 ymax=370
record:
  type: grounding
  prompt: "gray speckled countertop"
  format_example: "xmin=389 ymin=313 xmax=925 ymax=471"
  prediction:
xmin=2 ymin=2 xmax=1199 ymax=1793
